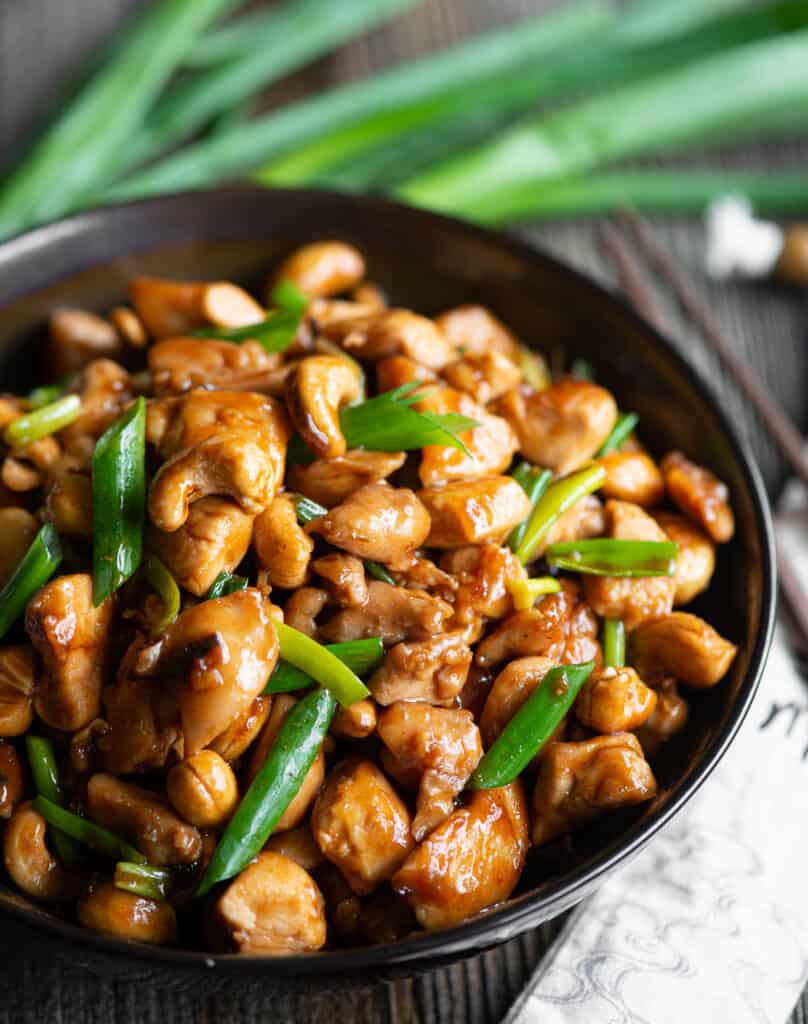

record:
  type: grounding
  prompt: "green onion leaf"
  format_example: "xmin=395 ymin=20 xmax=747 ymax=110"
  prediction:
xmin=546 ymin=538 xmax=678 ymax=577
xmin=270 ymin=279 xmax=309 ymax=315
xmin=508 ymin=576 xmax=562 ymax=611
xmin=26 ymin=386 xmax=64 ymax=410
xmin=274 ymin=621 xmax=369 ymax=707
xmin=33 ymin=796 xmax=147 ymax=865
xmin=364 ymin=561 xmax=396 ymax=585
xmin=570 ymin=358 xmax=595 ymax=381
xmin=602 ymin=618 xmax=626 ymax=667
xmin=0 ymin=524 xmax=63 ymax=642
xmin=144 ymin=555 xmax=181 ymax=632
xmin=3 ymin=395 xmax=81 ymax=447
xmin=205 ymin=571 xmax=248 ymax=599
xmin=92 ymin=397 xmax=146 ymax=605
xmin=508 ymin=463 xmax=553 ymax=553
xmin=295 ymin=495 xmax=328 ymax=524
xmin=114 ymin=862 xmax=173 ymax=901
xmin=515 ymin=463 xmax=606 ymax=565
xmin=468 ymin=661 xmax=595 ymax=789
xmin=197 ymin=688 xmax=335 ymax=896
xmin=266 ymin=637 xmax=384 ymax=694
xmin=25 ymin=737 xmax=82 ymax=868
xmin=597 ymin=411 xmax=639 ymax=456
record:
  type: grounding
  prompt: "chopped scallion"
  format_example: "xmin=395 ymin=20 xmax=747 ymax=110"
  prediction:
xmin=546 ymin=538 xmax=678 ymax=576
xmin=3 ymin=395 xmax=81 ymax=447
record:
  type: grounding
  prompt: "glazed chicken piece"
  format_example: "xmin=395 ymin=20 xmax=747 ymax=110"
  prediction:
xmin=253 ymin=493 xmax=313 ymax=590
xmin=311 ymin=553 xmax=367 ymax=608
xmin=148 ymin=496 xmax=255 ymax=596
xmin=283 ymin=586 xmax=330 ymax=638
xmin=78 ymin=883 xmax=177 ymax=946
xmin=434 ymin=304 xmax=521 ymax=362
xmin=319 ymin=582 xmax=454 ymax=645
xmin=497 ymin=378 xmax=617 ymax=475
xmin=377 ymin=703 xmax=483 ymax=840
xmin=0 ymin=741 xmax=23 ymax=819
xmin=264 ymin=823 xmax=324 ymax=873
xmin=213 ymin=852 xmax=327 ymax=954
xmin=634 ymin=678 xmax=689 ymax=760
xmin=574 ymin=666 xmax=657 ymax=733
xmin=393 ymin=782 xmax=528 ymax=930
xmin=369 ymin=632 xmax=472 ymax=706
xmin=631 ymin=612 xmax=737 ymax=688
xmin=0 ymin=507 xmax=38 ymax=585
xmin=86 ymin=773 xmax=202 ymax=865
xmin=475 ymin=583 xmax=581 ymax=669
xmin=1 ymin=435 xmax=61 ymax=493
xmin=599 ymin=451 xmax=664 ymax=508
xmin=533 ymin=494 xmax=605 ymax=560
xmin=479 ymin=655 xmax=557 ymax=748
xmin=652 ymin=510 xmax=716 ymax=605
xmin=440 ymin=543 xmax=527 ymax=626
xmin=47 ymin=308 xmax=125 ymax=378
xmin=660 ymin=451 xmax=734 ymax=543
xmin=44 ymin=471 xmax=93 ymax=537
xmin=59 ymin=359 xmax=135 ymax=466
xmin=306 ymin=482 xmax=430 ymax=568
xmin=531 ymin=733 xmax=657 ymax=845
xmin=208 ymin=694 xmax=271 ymax=763
xmin=583 ymin=500 xmax=676 ymax=631
xmin=129 ymin=277 xmax=264 ymax=339
xmin=441 ymin=350 xmax=521 ymax=405
xmin=311 ymin=759 xmax=414 ymax=894
xmin=418 ymin=476 xmax=531 ymax=548
xmin=320 ymin=308 xmax=455 ymax=369
xmin=149 ymin=337 xmax=279 ymax=396
xmin=286 ymin=449 xmax=406 ymax=508
xmin=25 ymin=574 xmax=115 ymax=732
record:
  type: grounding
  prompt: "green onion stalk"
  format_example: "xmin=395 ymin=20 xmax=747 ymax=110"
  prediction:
xmin=114 ymin=862 xmax=173 ymax=901
xmin=33 ymin=796 xmax=147 ymax=865
xmin=0 ymin=524 xmax=63 ymax=642
xmin=602 ymin=618 xmax=626 ymax=667
xmin=514 ymin=463 xmax=606 ymax=566
xmin=3 ymin=396 xmax=81 ymax=447
xmin=274 ymin=622 xmax=369 ymax=707
xmin=266 ymin=637 xmax=384 ymax=694
xmin=25 ymin=737 xmax=82 ymax=868
xmin=597 ymin=412 xmax=639 ymax=457
xmin=546 ymin=538 xmax=678 ymax=577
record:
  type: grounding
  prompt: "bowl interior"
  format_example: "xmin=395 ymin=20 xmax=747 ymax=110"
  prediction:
xmin=0 ymin=188 xmax=775 ymax=976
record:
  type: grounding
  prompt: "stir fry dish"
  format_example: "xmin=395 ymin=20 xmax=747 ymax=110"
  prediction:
xmin=0 ymin=240 xmax=738 ymax=954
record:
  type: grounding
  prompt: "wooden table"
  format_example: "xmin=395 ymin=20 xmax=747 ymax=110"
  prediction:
xmin=1 ymin=2 xmax=807 ymax=1021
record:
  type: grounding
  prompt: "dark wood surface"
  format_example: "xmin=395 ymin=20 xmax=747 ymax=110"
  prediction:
xmin=1 ymin=2 xmax=807 ymax=1021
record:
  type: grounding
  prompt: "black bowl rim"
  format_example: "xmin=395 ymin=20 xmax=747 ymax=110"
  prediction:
xmin=0 ymin=186 xmax=776 ymax=974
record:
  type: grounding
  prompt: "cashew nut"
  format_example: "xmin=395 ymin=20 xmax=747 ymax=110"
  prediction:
xmin=0 ymin=741 xmax=24 ymax=818
xmin=110 ymin=306 xmax=148 ymax=348
xmin=47 ymin=308 xmax=124 ymax=378
xmin=285 ymin=355 xmax=360 ymax=458
xmin=2 ymin=436 xmax=61 ymax=492
xmin=129 ymin=277 xmax=263 ymax=338
xmin=272 ymin=241 xmax=365 ymax=299
xmin=167 ymin=750 xmax=238 ymax=829
xmin=45 ymin=471 xmax=93 ymax=537
xmin=78 ymin=882 xmax=177 ymax=945
xmin=208 ymin=694 xmax=271 ymax=762
xmin=3 ymin=802 xmax=79 ymax=902
xmin=0 ymin=508 xmax=38 ymax=585
xmin=0 ymin=644 xmax=35 ymax=736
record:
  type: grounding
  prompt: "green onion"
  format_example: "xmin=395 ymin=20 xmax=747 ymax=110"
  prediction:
xmin=32 ymin=796 xmax=147 ymax=865
xmin=144 ymin=555 xmax=180 ymax=632
xmin=114 ymin=862 xmax=173 ymax=901
xmin=197 ymin=688 xmax=335 ymax=896
xmin=508 ymin=463 xmax=553 ymax=554
xmin=92 ymin=397 xmax=146 ymax=605
xmin=570 ymin=358 xmax=595 ymax=381
xmin=0 ymin=0 xmax=239 ymax=239
xmin=192 ymin=281 xmax=307 ymax=353
xmin=99 ymin=2 xmax=611 ymax=201
xmin=266 ymin=637 xmax=384 ymax=694
xmin=274 ymin=621 xmax=369 ymax=707
xmin=364 ymin=561 xmax=396 ymax=586
xmin=546 ymin=539 xmax=678 ymax=577
xmin=294 ymin=495 xmax=328 ymax=525
xmin=25 ymin=737 xmax=82 ymax=868
xmin=468 ymin=661 xmax=595 ymax=789
xmin=3 ymin=395 xmax=81 ymax=447
xmin=519 ymin=349 xmax=551 ymax=391
xmin=597 ymin=412 xmax=640 ymax=456
xmin=602 ymin=618 xmax=626 ymax=667
xmin=399 ymin=27 xmax=808 ymax=217
xmin=514 ymin=463 xmax=606 ymax=566
xmin=508 ymin=577 xmax=562 ymax=611
xmin=26 ymin=386 xmax=64 ymax=410
xmin=205 ymin=572 xmax=248 ymax=599
xmin=0 ymin=524 xmax=63 ymax=642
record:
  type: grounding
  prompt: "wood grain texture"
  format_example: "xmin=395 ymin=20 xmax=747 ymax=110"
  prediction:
xmin=1 ymin=2 xmax=807 ymax=1022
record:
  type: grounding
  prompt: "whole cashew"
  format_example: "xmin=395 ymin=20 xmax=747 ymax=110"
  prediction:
xmin=3 ymin=802 xmax=80 ymax=902
xmin=78 ymin=882 xmax=177 ymax=945
xmin=129 ymin=277 xmax=264 ymax=338
xmin=272 ymin=241 xmax=365 ymax=300
xmin=285 ymin=355 xmax=361 ymax=458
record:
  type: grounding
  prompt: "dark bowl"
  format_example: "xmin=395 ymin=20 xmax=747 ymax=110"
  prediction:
xmin=0 ymin=187 xmax=775 ymax=983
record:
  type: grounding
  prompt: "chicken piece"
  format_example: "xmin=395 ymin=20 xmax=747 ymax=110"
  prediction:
xmin=0 ymin=507 xmax=38 ymax=585
xmin=0 ymin=742 xmax=23 ymax=819
xmin=264 ymin=823 xmax=324 ymax=873
xmin=149 ymin=337 xmax=278 ymax=396
xmin=286 ymin=450 xmax=407 ymax=508
xmin=59 ymin=359 xmax=135 ymax=465
xmin=600 ymin=451 xmax=664 ymax=507
xmin=375 ymin=354 xmax=436 ymax=395
xmin=129 ymin=277 xmax=264 ymax=339
xmin=532 ymin=733 xmax=657 ymax=845
xmin=246 ymin=695 xmax=325 ymax=832
xmin=360 ymin=888 xmax=417 ymax=945
xmin=393 ymin=782 xmax=528 ymax=930
xmin=479 ymin=656 xmax=557 ymax=748
xmin=660 ymin=451 xmax=734 ymax=543
xmin=652 ymin=510 xmax=716 ymax=605
xmin=583 ymin=500 xmax=676 ymax=631
xmin=272 ymin=241 xmax=365 ymax=299
xmin=562 ymin=597 xmax=601 ymax=666
xmin=311 ymin=759 xmax=414 ymax=894
xmin=208 ymin=694 xmax=271 ymax=762
xmin=47 ymin=308 xmax=125 ymax=378
xmin=415 ymin=386 xmax=518 ymax=487
xmin=86 ymin=773 xmax=202 ymax=865
xmin=44 ymin=471 xmax=93 ymax=537
xmin=330 ymin=698 xmax=377 ymax=739
xmin=283 ymin=586 xmax=329 ymax=638
xmin=497 ymin=379 xmax=617 ymax=475
xmin=25 ymin=574 xmax=114 ymax=732
xmin=475 ymin=584 xmax=577 ymax=669
xmin=631 ymin=612 xmax=737 ymax=688
xmin=253 ymin=493 xmax=313 ymax=590
xmin=148 ymin=496 xmax=254 ymax=596
xmin=434 ymin=305 xmax=520 ymax=361
xmin=377 ymin=703 xmax=483 ymax=840
xmin=321 ymin=309 xmax=454 ymax=369
xmin=213 ymin=851 xmax=326 ymax=954
xmin=69 ymin=718 xmax=111 ymax=777
xmin=634 ymin=678 xmax=689 ymax=759
xmin=78 ymin=883 xmax=177 ymax=945
xmin=311 ymin=553 xmax=367 ymax=608
xmin=440 ymin=544 xmax=527 ymax=625
xmin=418 ymin=476 xmax=531 ymax=548
xmin=306 ymin=483 xmax=430 ymax=568
xmin=575 ymin=666 xmax=657 ymax=733
xmin=441 ymin=350 xmax=521 ymax=405
xmin=320 ymin=587 xmax=454 ymax=649
xmin=369 ymin=632 xmax=472 ymax=706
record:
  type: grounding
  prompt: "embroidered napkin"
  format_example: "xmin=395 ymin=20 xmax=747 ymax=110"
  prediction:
xmin=507 ymin=492 xmax=808 ymax=1024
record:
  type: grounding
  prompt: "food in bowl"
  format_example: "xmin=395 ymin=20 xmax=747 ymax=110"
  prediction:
xmin=0 ymin=239 xmax=738 ymax=953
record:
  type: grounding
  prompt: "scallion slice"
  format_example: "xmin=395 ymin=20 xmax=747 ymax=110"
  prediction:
xmin=33 ymin=796 xmax=147 ymax=865
xmin=514 ymin=463 xmax=606 ymax=565
xmin=3 ymin=395 xmax=81 ymax=447
xmin=205 ymin=572 xmax=249 ymax=599
xmin=546 ymin=538 xmax=678 ymax=577
xmin=266 ymin=637 xmax=384 ymax=694
xmin=602 ymin=618 xmax=626 ymax=667
xmin=597 ymin=411 xmax=639 ymax=456
xmin=0 ymin=524 xmax=63 ymax=642
xmin=25 ymin=737 xmax=82 ymax=868
xmin=193 ymin=281 xmax=308 ymax=353
xmin=508 ymin=463 xmax=553 ymax=553
xmin=114 ymin=862 xmax=173 ymax=901
xmin=508 ymin=576 xmax=562 ymax=611
xmin=274 ymin=621 xmax=370 ymax=707
xmin=144 ymin=555 xmax=181 ymax=632
xmin=295 ymin=495 xmax=328 ymax=524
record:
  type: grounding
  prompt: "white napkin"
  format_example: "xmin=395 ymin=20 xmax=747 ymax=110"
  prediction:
xmin=508 ymin=493 xmax=808 ymax=1024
